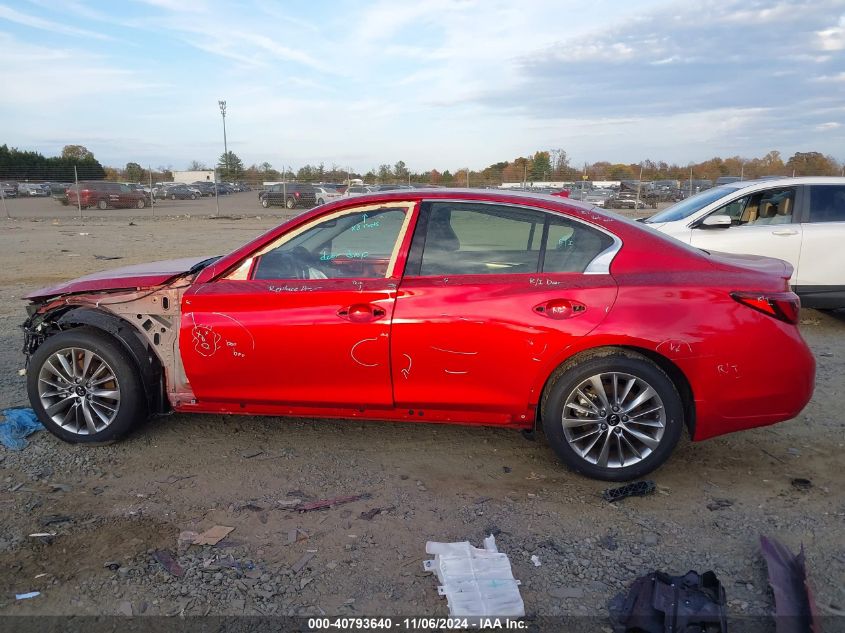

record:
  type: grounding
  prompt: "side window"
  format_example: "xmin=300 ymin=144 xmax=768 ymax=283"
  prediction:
xmin=419 ymin=203 xmax=543 ymax=276
xmin=745 ymin=188 xmax=796 ymax=225
xmin=807 ymin=185 xmax=845 ymax=223
xmin=706 ymin=188 xmax=797 ymax=226
xmin=253 ymin=207 xmax=407 ymax=280
xmin=119 ymin=184 xmax=130 ymax=193
xmin=543 ymin=216 xmax=614 ymax=273
xmin=709 ymin=196 xmax=749 ymax=225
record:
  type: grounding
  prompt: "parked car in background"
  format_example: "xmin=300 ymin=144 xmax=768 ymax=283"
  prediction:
xmin=232 ymin=182 xmax=252 ymax=192
xmin=343 ymin=185 xmax=376 ymax=197
xmin=21 ymin=189 xmax=814 ymax=481
xmin=191 ymin=182 xmax=218 ymax=197
xmin=1 ymin=182 xmax=17 ymax=198
xmin=18 ymin=183 xmax=50 ymax=197
xmin=66 ymin=181 xmax=148 ymax=209
xmin=605 ymin=192 xmax=651 ymax=209
xmin=163 ymin=184 xmax=201 ymax=200
xmin=258 ymin=183 xmax=316 ymax=209
xmin=313 ymin=185 xmax=343 ymax=205
xmin=644 ymin=177 xmax=845 ymax=308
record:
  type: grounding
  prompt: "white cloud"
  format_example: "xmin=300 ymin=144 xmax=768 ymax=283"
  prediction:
xmin=817 ymin=15 xmax=845 ymax=50
xmin=816 ymin=121 xmax=842 ymax=130
xmin=0 ymin=4 xmax=112 ymax=39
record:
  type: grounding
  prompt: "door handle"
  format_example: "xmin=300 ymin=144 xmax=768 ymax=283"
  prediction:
xmin=533 ymin=299 xmax=586 ymax=319
xmin=771 ymin=229 xmax=797 ymax=236
xmin=337 ymin=303 xmax=386 ymax=322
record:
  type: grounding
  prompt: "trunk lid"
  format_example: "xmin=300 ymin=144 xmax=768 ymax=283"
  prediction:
xmin=706 ymin=249 xmax=793 ymax=282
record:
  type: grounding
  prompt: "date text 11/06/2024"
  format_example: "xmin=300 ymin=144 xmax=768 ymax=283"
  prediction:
xmin=307 ymin=617 xmax=528 ymax=629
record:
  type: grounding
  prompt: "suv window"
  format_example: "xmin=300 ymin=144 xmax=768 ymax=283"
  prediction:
xmin=253 ymin=207 xmax=408 ymax=280
xmin=705 ymin=187 xmax=796 ymax=226
xmin=417 ymin=202 xmax=612 ymax=276
xmin=806 ymin=185 xmax=845 ymax=223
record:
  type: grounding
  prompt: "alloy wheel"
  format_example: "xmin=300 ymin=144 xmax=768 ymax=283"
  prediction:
xmin=37 ymin=347 xmax=121 ymax=435
xmin=561 ymin=372 xmax=665 ymax=469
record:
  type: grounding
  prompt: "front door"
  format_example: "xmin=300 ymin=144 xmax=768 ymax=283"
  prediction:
xmin=391 ymin=201 xmax=618 ymax=420
xmin=179 ymin=201 xmax=416 ymax=409
xmin=689 ymin=186 xmax=802 ymax=284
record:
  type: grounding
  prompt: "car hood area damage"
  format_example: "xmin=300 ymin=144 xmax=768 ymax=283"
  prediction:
xmin=24 ymin=256 xmax=211 ymax=301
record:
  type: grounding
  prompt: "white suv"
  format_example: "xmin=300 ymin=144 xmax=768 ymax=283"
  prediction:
xmin=643 ymin=177 xmax=845 ymax=308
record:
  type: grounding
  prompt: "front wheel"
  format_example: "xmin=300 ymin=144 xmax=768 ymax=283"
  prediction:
xmin=285 ymin=196 xmax=296 ymax=209
xmin=136 ymin=198 xmax=146 ymax=209
xmin=97 ymin=199 xmax=108 ymax=210
xmin=317 ymin=198 xmax=325 ymax=205
xmin=261 ymin=197 xmax=269 ymax=208
xmin=170 ymin=194 xmax=176 ymax=200
xmin=190 ymin=193 xmax=197 ymax=200
xmin=541 ymin=351 xmax=683 ymax=481
xmin=27 ymin=327 xmax=147 ymax=444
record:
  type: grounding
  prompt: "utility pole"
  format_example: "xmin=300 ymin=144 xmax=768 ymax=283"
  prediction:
xmin=0 ymin=178 xmax=8 ymax=219
xmin=218 ymin=100 xmax=228 ymax=181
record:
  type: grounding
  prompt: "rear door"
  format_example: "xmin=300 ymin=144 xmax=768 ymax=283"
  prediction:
xmin=391 ymin=200 xmax=619 ymax=420
xmin=689 ymin=186 xmax=802 ymax=284
xmin=795 ymin=183 xmax=845 ymax=303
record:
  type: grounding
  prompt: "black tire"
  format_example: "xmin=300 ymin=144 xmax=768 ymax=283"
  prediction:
xmin=541 ymin=350 xmax=683 ymax=481
xmin=136 ymin=198 xmax=146 ymax=209
xmin=317 ymin=198 xmax=325 ymax=205
xmin=97 ymin=198 xmax=108 ymax=210
xmin=170 ymin=194 xmax=176 ymax=200
xmin=285 ymin=196 xmax=296 ymax=209
xmin=27 ymin=327 xmax=147 ymax=444
xmin=190 ymin=193 xmax=197 ymax=200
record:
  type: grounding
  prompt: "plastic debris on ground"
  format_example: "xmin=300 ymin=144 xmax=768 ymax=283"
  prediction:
xmin=0 ymin=408 xmax=44 ymax=451
xmin=15 ymin=592 xmax=40 ymax=600
xmin=760 ymin=536 xmax=819 ymax=633
xmin=602 ymin=480 xmax=656 ymax=503
xmin=424 ymin=534 xmax=524 ymax=623
xmin=609 ymin=569 xmax=727 ymax=632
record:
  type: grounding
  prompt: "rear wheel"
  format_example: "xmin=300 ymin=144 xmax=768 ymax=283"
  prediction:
xmin=317 ymin=197 xmax=325 ymax=205
xmin=285 ymin=196 xmax=296 ymax=209
xmin=541 ymin=351 xmax=683 ymax=481
xmin=261 ymin=197 xmax=269 ymax=208
xmin=27 ymin=327 xmax=147 ymax=444
xmin=190 ymin=193 xmax=197 ymax=200
xmin=170 ymin=194 xmax=176 ymax=200
xmin=97 ymin=199 xmax=108 ymax=210
xmin=136 ymin=198 xmax=146 ymax=209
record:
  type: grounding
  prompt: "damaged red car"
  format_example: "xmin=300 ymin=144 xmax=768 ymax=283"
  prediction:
xmin=21 ymin=190 xmax=815 ymax=480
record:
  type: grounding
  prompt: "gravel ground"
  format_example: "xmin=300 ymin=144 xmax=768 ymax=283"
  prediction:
xmin=0 ymin=206 xmax=842 ymax=627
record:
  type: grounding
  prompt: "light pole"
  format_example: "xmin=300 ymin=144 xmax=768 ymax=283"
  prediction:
xmin=218 ymin=100 xmax=228 ymax=181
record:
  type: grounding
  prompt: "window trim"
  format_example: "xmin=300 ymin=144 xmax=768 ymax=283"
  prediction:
xmin=404 ymin=199 xmax=621 ymax=278
xmin=224 ymin=201 xmax=416 ymax=281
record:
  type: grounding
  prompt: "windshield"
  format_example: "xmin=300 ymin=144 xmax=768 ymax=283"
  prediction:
xmin=645 ymin=184 xmax=744 ymax=223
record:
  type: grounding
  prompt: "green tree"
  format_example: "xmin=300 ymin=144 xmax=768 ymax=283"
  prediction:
xmin=530 ymin=151 xmax=552 ymax=180
xmin=125 ymin=162 xmax=144 ymax=182
xmin=377 ymin=164 xmax=393 ymax=182
xmin=394 ymin=160 xmax=409 ymax=181
xmin=785 ymin=151 xmax=839 ymax=176
xmin=217 ymin=151 xmax=244 ymax=180
xmin=61 ymin=144 xmax=95 ymax=161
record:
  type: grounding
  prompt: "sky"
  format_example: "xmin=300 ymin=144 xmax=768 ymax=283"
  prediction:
xmin=1 ymin=0 xmax=844 ymax=172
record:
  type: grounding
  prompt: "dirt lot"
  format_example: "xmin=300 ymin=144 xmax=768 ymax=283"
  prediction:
xmin=0 ymin=200 xmax=842 ymax=627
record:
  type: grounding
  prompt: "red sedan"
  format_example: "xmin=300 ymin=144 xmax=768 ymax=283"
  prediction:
xmin=21 ymin=190 xmax=815 ymax=480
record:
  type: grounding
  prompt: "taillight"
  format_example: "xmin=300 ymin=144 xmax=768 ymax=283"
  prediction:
xmin=730 ymin=291 xmax=800 ymax=324
xmin=295 ymin=191 xmax=300 ymax=197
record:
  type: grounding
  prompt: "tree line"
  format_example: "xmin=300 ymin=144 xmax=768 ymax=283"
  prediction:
xmin=2 ymin=144 xmax=842 ymax=186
